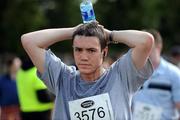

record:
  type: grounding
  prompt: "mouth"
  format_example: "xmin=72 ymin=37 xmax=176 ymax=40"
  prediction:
xmin=78 ymin=64 xmax=91 ymax=68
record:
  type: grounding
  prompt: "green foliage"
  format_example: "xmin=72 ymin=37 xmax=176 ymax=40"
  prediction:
xmin=0 ymin=0 xmax=179 ymax=54
xmin=0 ymin=0 xmax=46 ymax=54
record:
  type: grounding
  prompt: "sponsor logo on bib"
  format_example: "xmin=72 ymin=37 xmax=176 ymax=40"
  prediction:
xmin=81 ymin=100 xmax=95 ymax=108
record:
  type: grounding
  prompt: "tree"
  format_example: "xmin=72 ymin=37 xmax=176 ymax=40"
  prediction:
xmin=0 ymin=0 xmax=47 ymax=54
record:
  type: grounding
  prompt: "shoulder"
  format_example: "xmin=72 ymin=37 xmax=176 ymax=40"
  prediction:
xmin=0 ymin=74 xmax=7 ymax=80
xmin=161 ymin=58 xmax=180 ymax=78
xmin=0 ymin=74 xmax=8 ymax=84
xmin=45 ymin=49 xmax=61 ymax=61
xmin=112 ymin=50 xmax=131 ymax=65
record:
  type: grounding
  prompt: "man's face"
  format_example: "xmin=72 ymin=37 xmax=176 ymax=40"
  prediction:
xmin=10 ymin=57 xmax=21 ymax=74
xmin=73 ymin=35 xmax=105 ymax=74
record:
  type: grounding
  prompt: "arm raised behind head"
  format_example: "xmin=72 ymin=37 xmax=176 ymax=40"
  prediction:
xmin=21 ymin=27 xmax=76 ymax=74
xmin=109 ymin=30 xmax=154 ymax=70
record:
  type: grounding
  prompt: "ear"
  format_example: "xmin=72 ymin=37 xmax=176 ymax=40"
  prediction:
xmin=103 ymin=52 xmax=106 ymax=57
xmin=102 ymin=47 xmax=108 ymax=57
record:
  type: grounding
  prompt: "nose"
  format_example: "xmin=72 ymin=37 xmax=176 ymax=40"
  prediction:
xmin=80 ymin=51 xmax=88 ymax=61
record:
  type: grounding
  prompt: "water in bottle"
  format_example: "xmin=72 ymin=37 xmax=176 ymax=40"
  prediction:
xmin=80 ymin=0 xmax=96 ymax=23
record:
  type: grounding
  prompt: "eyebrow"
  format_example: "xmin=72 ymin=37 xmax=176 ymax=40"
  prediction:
xmin=72 ymin=46 xmax=98 ymax=50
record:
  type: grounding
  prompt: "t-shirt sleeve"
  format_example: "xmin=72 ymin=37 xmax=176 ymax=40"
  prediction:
xmin=171 ymin=68 xmax=180 ymax=102
xmin=112 ymin=49 xmax=153 ymax=94
xmin=37 ymin=49 xmax=76 ymax=94
xmin=34 ymin=72 xmax=47 ymax=90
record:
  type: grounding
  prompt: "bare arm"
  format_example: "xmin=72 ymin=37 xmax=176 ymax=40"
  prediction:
xmin=111 ymin=30 xmax=154 ymax=70
xmin=176 ymin=104 xmax=180 ymax=120
xmin=175 ymin=103 xmax=180 ymax=120
xmin=21 ymin=27 xmax=75 ymax=74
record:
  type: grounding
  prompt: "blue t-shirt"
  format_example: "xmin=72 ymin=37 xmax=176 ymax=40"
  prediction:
xmin=132 ymin=58 xmax=180 ymax=120
xmin=38 ymin=49 xmax=153 ymax=120
xmin=0 ymin=74 xmax=19 ymax=106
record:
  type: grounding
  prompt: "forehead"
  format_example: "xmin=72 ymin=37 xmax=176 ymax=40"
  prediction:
xmin=73 ymin=35 xmax=100 ymax=49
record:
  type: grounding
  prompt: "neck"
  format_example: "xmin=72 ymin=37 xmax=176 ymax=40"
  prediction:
xmin=9 ymin=72 xmax=16 ymax=80
xmin=80 ymin=67 xmax=105 ymax=82
xmin=153 ymin=57 xmax=161 ymax=69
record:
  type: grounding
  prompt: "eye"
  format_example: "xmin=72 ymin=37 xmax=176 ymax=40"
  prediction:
xmin=74 ymin=48 xmax=82 ymax=52
xmin=87 ymin=49 xmax=96 ymax=53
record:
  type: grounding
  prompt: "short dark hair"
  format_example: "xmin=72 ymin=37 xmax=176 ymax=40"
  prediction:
xmin=4 ymin=54 xmax=17 ymax=68
xmin=72 ymin=22 xmax=108 ymax=50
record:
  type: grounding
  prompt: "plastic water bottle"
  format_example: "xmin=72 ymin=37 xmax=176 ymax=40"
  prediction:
xmin=80 ymin=0 xmax=96 ymax=23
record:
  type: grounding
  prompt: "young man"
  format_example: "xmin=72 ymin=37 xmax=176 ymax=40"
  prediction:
xmin=21 ymin=22 xmax=154 ymax=120
xmin=132 ymin=29 xmax=180 ymax=120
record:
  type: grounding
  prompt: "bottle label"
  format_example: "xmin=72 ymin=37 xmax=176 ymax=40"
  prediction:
xmin=81 ymin=9 xmax=95 ymax=23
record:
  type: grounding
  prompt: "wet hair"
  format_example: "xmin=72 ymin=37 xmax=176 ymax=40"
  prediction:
xmin=72 ymin=22 xmax=108 ymax=50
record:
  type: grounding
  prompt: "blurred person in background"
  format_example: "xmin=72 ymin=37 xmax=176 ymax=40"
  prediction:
xmin=21 ymin=22 xmax=154 ymax=120
xmin=16 ymin=55 xmax=54 ymax=120
xmin=0 ymin=54 xmax=21 ymax=120
xmin=132 ymin=29 xmax=180 ymax=120
xmin=170 ymin=45 xmax=180 ymax=69
xmin=102 ymin=52 xmax=122 ymax=69
xmin=102 ymin=56 xmax=114 ymax=69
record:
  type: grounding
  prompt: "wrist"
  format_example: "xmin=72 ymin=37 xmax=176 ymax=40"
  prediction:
xmin=68 ymin=27 xmax=76 ymax=39
xmin=109 ymin=31 xmax=113 ymax=42
xmin=109 ymin=31 xmax=119 ymax=44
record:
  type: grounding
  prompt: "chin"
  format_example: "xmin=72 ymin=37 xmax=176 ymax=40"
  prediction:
xmin=79 ymin=69 xmax=92 ymax=74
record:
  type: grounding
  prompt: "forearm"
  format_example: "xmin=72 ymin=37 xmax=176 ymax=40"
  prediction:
xmin=175 ymin=103 xmax=180 ymax=120
xmin=111 ymin=30 xmax=153 ymax=48
xmin=21 ymin=27 xmax=74 ymax=49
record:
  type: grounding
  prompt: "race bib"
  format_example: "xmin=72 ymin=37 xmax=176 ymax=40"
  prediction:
xmin=133 ymin=102 xmax=163 ymax=120
xmin=68 ymin=93 xmax=114 ymax=120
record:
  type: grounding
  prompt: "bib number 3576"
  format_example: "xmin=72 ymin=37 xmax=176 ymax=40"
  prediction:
xmin=68 ymin=93 xmax=114 ymax=120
